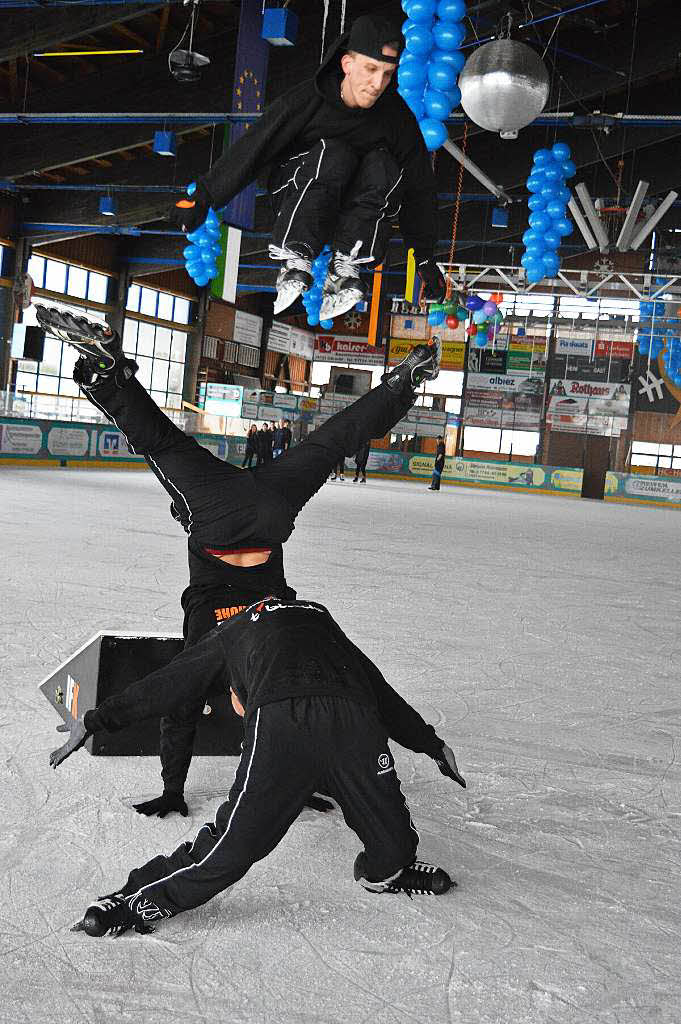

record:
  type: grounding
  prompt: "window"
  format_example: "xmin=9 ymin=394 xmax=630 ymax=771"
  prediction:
xmin=631 ymin=441 xmax=681 ymax=474
xmin=122 ymin=284 xmax=194 ymax=408
xmin=67 ymin=266 xmax=88 ymax=299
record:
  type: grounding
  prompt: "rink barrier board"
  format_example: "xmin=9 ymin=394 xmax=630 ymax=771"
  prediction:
xmin=4 ymin=416 xmax=681 ymax=508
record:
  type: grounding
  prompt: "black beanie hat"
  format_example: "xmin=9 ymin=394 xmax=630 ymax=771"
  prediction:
xmin=346 ymin=15 xmax=404 ymax=64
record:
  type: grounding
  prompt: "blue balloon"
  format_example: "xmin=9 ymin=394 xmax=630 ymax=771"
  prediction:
xmin=543 ymin=165 xmax=561 ymax=182
xmin=522 ymin=229 xmax=542 ymax=246
xmin=546 ymin=200 xmax=567 ymax=219
xmin=431 ymin=47 xmax=465 ymax=73
xmin=526 ymin=175 xmax=545 ymax=194
xmin=521 ymin=252 xmax=536 ymax=269
xmin=405 ymin=25 xmax=434 ymax=55
xmin=182 ymin=245 xmax=195 ymax=259
xmin=526 ymin=240 xmax=546 ymax=257
xmin=404 ymin=91 xmax=425 ymax=119
xmin=307 ymin=314 xmax=319 ymax=326
xmin=320 ymin=319 xmax=334 ymax=329
xmin=540 ymin=184 xmax=560 ymax=202
xmin=402 ymin=18 xmax=419 ymax=34
xmin=527 ymin=267 xmax=545 ymax=284
xmin=543 ymin=230 xmax=560 ymax=250
xmin=433 ymin=20 xmax=465 ymax=50
xmin=428 ymin=310 xmax=446 ymax=326
xmin=438 ymin=0 xmax=466 ymax=17
xmin=446 ymin=84 xmax=461 ymax=108
xmin=398 ymin=62 xmax=428 ymax=89
xmin=554 ymin=217 xmax=573 ymax=237
xmin=542 ymin=252 xmax=560 ymax=275
xmin=194 ymin=272 xmax=210 ymax=287
xmin=473 ymin=309 xmax=487 ymax=325
xmin=409 ymin=0 xmax=437 ymax=22
xmin=427 ymin=60 xmax=458 ymax=91
xmin=561 ymin=159 xmax=577 ymax=178
xmin=424 ymin=87 xmax=452 ymax=119
xmin=528 ymin=194 xmax=547 ymax=212
xmin=419 ymin=117 xmax=448 ymax=150
xmin=552 ymin=141 xmax=571 ymax=161
xmin=533 ymin=149 xmax=553 ymax=166
xmin=529 ymin=212 xmax=551 ymax=232
xmin=554 ymin=185 xmax=571 ymax=204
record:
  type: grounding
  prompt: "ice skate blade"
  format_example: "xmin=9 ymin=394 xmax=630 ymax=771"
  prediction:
xmin=273 ymin=283 xmax=307 ymax=316
xmin=319 ymin=288 xmax=364 ymax=322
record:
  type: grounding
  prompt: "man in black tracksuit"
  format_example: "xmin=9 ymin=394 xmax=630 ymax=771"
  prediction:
xmin=51 ymin=598 xmax=466 ymax=936
xmin=173 ymin=15 xmax=446 ymax=319
xmin=38 ymin=299 xmax=441 ymax=819
xmin=428 ymin=436 xmax=446 ymax=491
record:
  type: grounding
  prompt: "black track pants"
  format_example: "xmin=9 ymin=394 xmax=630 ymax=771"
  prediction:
xmin=121 ymin=696 xmax=419 ymax=918
xmin=84 ymin=376 xmax=413 ymax=547
xmin=269 ymin=138 xmax=404 ymax=264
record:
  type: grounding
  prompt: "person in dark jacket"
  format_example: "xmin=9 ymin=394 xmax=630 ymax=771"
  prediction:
xmin=428 ymin=436 xmax=446 ymax=491
xmin=36 ymin=301 xmax=441 ymax=820
xmin=242 ymin=424 xmax=258 ymax=468
xmin=172 ymin=14 xmax=446 ymax=321
xmin=353 ymin=439 xmax=370 ymax=483
xmin=272 ymin=418 xmax=292 ymax=459
xmin=51 ymin=598 xmax=466 ymax=937
xmin=257 ymin=422 xmax=274 ymax=465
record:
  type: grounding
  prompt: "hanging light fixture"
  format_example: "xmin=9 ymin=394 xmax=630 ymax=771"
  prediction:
xmin=99 ymin=195 xmax=116 ymax=217
xmin=153 ymin=130 xmax=177 ymax=157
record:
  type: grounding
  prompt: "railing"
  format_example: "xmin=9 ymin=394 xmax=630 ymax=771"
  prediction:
xmin=0 ymin=389 xmax=188 ymax=428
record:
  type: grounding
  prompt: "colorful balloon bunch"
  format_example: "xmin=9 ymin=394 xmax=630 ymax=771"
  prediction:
xmin=182 ymin=183 xmax=222 ymax=287
xmin=521 ymin=143 xmax=575 ymax=284
xmin=303 ymin=246 xmax=334 ymax=329
xmin=398 ymin=0 xmax=467 ymax=152
xmin=637 ymin=299 xmax=681 ymax=383
xmin=427 ymin=291 xmax=504 ymax=348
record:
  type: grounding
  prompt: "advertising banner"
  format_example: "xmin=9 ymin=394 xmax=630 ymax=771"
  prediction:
xmin=46 ymin=426 xmax=89 ymax=457
xmin=555 ymin=337 xmax=594 ymax=357
xmin=463 ymin=372 xmax=545 ymax=430
xmin=314 ymin=335 xmax=386 ymax=366
xmin=605 ymin=471 xmax=681 ymax=506
xmin=594 ymin=339 xmax=635 ymax=360
xmin=233 ymin=310 xmax=262 ymax=348
xmin=364 ymin=451 xmax=582 ymax=494
xmin=389 ymin=337 xmax=465 ymax=371
xmin=546 ymin=379 xmax=630 ymax=435
xmin=0 ymin=422 xmax=42 ymax=454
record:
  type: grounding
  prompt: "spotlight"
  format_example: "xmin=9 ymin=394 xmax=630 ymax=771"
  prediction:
xmin=99 ymin=196 xmax=116 ymax=217
xmin=153 ymin=131 xmax=177 ymax=156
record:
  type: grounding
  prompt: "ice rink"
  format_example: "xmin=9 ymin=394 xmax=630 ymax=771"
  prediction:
xmin=1 ymin=466 xmax=680 ymax=1024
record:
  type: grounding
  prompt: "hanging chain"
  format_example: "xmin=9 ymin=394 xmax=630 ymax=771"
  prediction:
xmin=446 ymin=123 xmax=468 ymax=299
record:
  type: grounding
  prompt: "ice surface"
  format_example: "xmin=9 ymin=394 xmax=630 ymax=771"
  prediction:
xmin=0 ymin=467 xmax=680 ymax=1024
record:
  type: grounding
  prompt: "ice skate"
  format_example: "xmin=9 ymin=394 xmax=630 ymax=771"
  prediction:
xmin=355 ymin=855 xmax=454 ymax=896
xmin=71 ymin=895 xmax=150 ymax=937
xmin=34 ymin=305 xmax=122 ymax=373
xmin=319 ymin=252 xmax=367 ymax=321
xmin=381 ymin=337 xmax=441 ymax=392
xmin=273 ymin=258 xmax=313 ymax=316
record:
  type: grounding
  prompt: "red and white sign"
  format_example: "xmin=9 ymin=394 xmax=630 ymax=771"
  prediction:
xmin=594 ymin=339 xmax=635 ymax=360
xmin=314 ymin=335 xmax=386 ymax=366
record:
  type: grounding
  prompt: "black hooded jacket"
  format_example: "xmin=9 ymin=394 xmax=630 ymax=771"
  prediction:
xmin=201 ymin=32 xmax=438 ymax=260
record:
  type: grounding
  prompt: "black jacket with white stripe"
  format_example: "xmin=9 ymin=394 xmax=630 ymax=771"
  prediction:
xmin=200 ymin=31 xmax=438 ymax=261
xmin=83 ymin=599 xmax=443 ymax=758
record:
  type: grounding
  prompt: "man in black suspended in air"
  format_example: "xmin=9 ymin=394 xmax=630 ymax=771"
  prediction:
xmin=173 ymin=14 xmax=446 ymax=320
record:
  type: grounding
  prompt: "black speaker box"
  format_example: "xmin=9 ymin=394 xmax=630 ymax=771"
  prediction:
xmin=39 ymin=633 xmax=243 ymax=756
xmin=23 ymin=325 xmax=45 ymax=362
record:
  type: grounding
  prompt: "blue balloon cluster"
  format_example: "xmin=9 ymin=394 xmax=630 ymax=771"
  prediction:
xmin=303 ymin=246 xmax=334 ymax=329
xmin=182 ymin=182 xmax=222 ymax=287
xmin=520 ymin=143 xmax=575 ymax=284
xmin=397 ymin=0 xmax=467 ymax=152
xmin=637 ymin=299 xmax=681 ymax=384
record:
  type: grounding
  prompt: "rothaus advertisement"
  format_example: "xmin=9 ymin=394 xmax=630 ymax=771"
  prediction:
xmin=546 ymin=379 xmax=630 ymax=435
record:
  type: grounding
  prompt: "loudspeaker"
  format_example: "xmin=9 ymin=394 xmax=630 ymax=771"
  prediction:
xmin=24 ymin=325 xmax=45 ymax=361
xmin=39 ymin=632 xmax=243 ymax=756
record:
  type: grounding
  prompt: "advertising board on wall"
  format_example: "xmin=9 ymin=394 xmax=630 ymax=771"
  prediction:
xmin=546 ymin=379 xmax=630 ymax=435
xmin=314 ymin=335 xmax=386 ymax=366
xmin=389 ymin=337 xmax=465 ymax=372
xmin=463 ymin=372 xmax=545 ymax=430
xmin=233 ymin=310 xmax=262 ymax=348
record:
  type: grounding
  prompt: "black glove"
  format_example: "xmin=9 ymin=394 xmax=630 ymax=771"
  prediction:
xmin=133 ymin=791 xmax=189 ymax=818
xmin=417 ymin=258 xmax=446 ymax=303
xmin=50 ymin=716 xmax=89 ymax=769
xmin=433 ymin=742 xmax=466 ymax=788
xmin=305 ymin=794 xmax=334 ymax=813
xmin=170 ymin=181 xmax=211 ymax=233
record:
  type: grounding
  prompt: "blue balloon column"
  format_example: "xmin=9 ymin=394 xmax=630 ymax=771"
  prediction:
xmin=398 ymin=0 xmax=467 ymax=152
xmin=302 ymin=246 xmax=334 ymax=329
xmin=637 ymin=299 xmax=681 ymax=386
xmin=182 ymin=183 xmax=222 ymax=287
xmin=520 ymin=143 xmax=575 ymax=284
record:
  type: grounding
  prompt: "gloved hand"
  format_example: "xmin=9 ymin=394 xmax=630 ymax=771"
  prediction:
xmin=305 ymin=794 xmax=334 ymax=813
xmin=133 ymin=791 xmax=189 ymax=818
xmin=50 ymin=716 xmax=89 ymax=769
xmin=433 ymin=742 xmax=466 ymax=788
xmin=417 ymin=258 xmax=446 ymax=302
xmin=170 ymin=181 xmax=211 ymax=233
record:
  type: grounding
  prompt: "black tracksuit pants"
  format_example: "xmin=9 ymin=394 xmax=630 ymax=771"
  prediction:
xmin=269 ymin=138 xmax=404 ymax=263
xmin=121 ymin=696 xmax=419 ymax=918
xmin=84 ymin=375 xmax=413 ymax=548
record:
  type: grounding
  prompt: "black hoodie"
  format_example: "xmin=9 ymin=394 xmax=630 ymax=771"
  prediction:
xmin=201 ymin=32 xmax=438 ymax=260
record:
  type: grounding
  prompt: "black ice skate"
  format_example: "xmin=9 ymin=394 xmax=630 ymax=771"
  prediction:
xmin=355 ymin=855 xmax=454 ymax=896
xmin=35 ymin=305 xmax=136 ymax=390
xmin=381 ymin=337 xmax=441 ymax=392
xmin=273 ymin=258 xmax=313 ymax=316
xmin=71 ymin=895 xmax=147 ymax=937
xmin=319 ymin=251 xmax=367 ymax=321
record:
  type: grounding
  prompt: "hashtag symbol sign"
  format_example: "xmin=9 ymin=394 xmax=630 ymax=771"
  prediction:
xmin=638 ymin=371 xmax=664 ymax=402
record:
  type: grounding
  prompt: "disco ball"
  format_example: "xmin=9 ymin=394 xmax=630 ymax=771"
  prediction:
xmin=459 ymin=39 xmax=549 ymax=138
